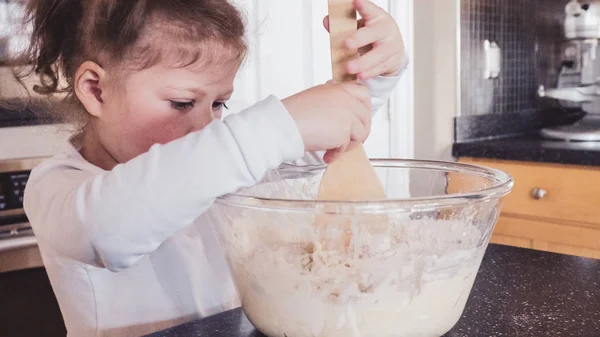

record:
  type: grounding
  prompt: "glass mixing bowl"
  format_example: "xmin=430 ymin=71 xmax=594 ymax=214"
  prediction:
xmin=207 ymin=159 xmax=513 ymax=337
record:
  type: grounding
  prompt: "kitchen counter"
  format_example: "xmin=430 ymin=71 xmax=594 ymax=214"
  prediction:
xmin=453 ymin=134 xmax=600 ymax=166
xmin=147 ymin=244 xmax=600 ymax=337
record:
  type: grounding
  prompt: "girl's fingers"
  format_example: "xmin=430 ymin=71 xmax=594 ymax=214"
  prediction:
xmin=357 ymin=54 xmax=397 ymax=80
xmin=354 ymin=0 xmax=387 ymax=22
xmin=346 ymin=22 xmax=387 ymax=50
xmin=348 ymin=42 xmax=394 ymax=75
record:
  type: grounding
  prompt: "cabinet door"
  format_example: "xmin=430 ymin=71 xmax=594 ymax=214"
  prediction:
xmin=457 ymin=158 xmax=600 ymax=259
xmin=459 ymin=158 xmax=600 ymax=227
xmin=490 ymin=233 xmax=533 ymax=250
xmin=492 ymin=215 xmax=600 ymax=259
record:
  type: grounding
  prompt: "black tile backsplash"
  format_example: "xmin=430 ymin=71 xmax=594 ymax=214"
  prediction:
xmin=460 ymin=0 xmax=567 ymax=117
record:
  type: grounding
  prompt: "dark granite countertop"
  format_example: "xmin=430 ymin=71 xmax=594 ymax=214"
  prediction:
xmin=147 ymin=245 xmax=600 ymax=337
xmin=453 ymin=134 xmax=600 ymax=166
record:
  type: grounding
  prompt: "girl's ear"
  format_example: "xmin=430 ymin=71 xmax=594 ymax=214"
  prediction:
xmin=74 ymin=61 xmax=107 ymax=118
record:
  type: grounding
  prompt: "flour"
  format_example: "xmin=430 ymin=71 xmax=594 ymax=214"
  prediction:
xmin=217 ymin=213 xmax=487 ymax=337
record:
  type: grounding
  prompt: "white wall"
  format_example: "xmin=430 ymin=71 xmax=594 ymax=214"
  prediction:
xmin=413 ymin=0 xmax=460 ymax=161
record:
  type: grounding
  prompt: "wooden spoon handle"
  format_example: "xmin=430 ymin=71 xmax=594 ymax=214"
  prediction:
xmin=318 ymin=0 xmax=386 ymax=201
xmin=328 ymin=0 xmax=358 ymax=83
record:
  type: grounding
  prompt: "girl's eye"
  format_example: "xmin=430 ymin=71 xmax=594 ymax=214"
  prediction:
xmin=170 ymin=100 xmax=195 ymax=111
xmin=212 ymin=101 xmax=229 ymax=110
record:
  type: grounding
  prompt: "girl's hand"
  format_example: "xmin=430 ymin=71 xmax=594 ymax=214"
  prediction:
xmin=282 ymin=82 xmax=372 ymax=163
xmin=324 ymin=0 xmax=407 ymax=80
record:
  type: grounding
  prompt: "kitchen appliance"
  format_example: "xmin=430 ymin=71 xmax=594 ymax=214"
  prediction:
xmin=0 ymin=157 xmax=66 ymax=337
xmin=540 ymin=0 xmax=600 ymax=141
xmin=207 ymin=159 xmax=513 ymax=337
xmin=0 ymin=157 xmax=44 ymax=272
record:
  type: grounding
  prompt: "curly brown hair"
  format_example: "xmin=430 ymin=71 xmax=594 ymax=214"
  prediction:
xmin=12 ymin=0 xmax=247 ymax=126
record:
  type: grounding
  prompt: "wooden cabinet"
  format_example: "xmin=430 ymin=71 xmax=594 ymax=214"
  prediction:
xmin=458 ymin=158 xmax=600 ymax=259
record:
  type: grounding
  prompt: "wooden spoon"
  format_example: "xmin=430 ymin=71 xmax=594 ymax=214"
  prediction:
xmin=314 ymin=0 xmax=387 ymax=251
xmin=317 ymin=0 xmax=386 ymax=202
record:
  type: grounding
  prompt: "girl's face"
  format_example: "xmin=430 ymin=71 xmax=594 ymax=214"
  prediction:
xmin=80 ymin=53 xmax=241 ymax=169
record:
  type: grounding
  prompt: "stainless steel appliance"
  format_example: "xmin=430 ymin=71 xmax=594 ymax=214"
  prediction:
xmin=0 ymin=157 xmax=45 ymax=272
xmin=539 ymin=0 xmax=600 ymax=141
xmin=0 ymin=158 xmax=66 ymax=337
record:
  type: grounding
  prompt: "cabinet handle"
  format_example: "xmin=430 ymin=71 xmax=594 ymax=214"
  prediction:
xmin=531 ymin=188 xmax=547 ymax=200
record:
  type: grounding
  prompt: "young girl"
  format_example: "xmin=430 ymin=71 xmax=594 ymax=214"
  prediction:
xmin=21 ymin=0 xmax=407 ymax=336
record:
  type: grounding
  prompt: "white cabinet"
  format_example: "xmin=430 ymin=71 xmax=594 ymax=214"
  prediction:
xmin=229 ymin=0 xmax=414 ymax=159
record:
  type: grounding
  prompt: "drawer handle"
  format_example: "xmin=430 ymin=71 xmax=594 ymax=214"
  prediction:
xmin=531 ymin=188 xmax=547 ymax=200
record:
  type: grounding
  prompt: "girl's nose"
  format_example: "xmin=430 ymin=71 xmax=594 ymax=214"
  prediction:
xmin=190 ymin=107 xmax=219 ymax=132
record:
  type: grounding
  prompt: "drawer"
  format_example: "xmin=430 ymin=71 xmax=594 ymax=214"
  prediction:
xmin=459 ymin=158 xmax=600 ymax=226
xmin=492 ymin=215 xmax=600 ymax=259
xmin=490 ymin=234 xmax=533 ymax=250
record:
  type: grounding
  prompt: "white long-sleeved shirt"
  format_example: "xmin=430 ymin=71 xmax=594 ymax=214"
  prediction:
xmin=24 ymin=73 xmax=402 ymax=337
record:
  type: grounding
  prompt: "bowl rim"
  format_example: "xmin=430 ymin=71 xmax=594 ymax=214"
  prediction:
xmin=215 ymin=159 xmax=514 ymax=213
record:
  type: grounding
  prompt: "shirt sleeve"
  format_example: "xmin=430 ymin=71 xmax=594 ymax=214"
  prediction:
xmin=24 ymin=95 xmax=304 ymax=272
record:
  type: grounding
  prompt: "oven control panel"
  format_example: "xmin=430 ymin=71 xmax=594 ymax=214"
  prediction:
xmin=0 ymin=171 xmax=29 ymax=212
xmin=0 ymin=158 xmax=45 ymax=240
xmin=0 ymin=168 xmax=37 ymax=237
xmin=0 ymin=170 xmax=31 ymax=238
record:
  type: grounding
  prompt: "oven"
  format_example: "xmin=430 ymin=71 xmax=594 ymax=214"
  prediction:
xmin=0 ymin=156 xmax=45 ymax=272
xmin=0 ymin=156 xmax=67 ymax=337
